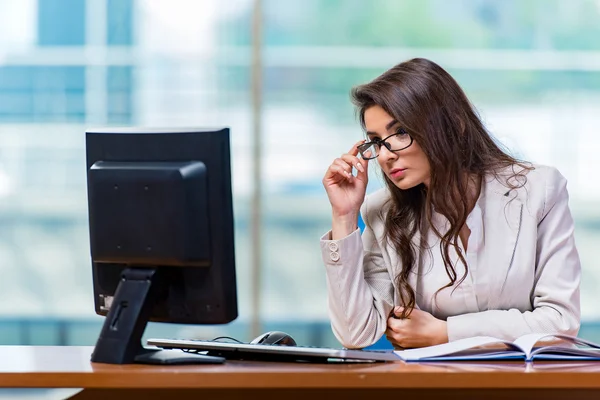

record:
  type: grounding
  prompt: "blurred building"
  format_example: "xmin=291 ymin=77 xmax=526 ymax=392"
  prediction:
xmin=1 ymin=0 xmax=600 ymax=346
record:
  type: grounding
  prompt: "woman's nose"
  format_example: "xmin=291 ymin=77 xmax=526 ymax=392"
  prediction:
xmin=378 ymin=144 xmax=398 ymax=160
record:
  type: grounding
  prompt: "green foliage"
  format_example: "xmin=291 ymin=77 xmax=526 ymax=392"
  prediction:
xmin=220 ymin=0 xmax=600 ymax=49
xmin=215 ymin=0 xmax=600 ymax=112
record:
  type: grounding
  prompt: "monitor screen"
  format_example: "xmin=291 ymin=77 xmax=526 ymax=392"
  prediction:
xmin=85 ymin=127 xmax=238 ymax=365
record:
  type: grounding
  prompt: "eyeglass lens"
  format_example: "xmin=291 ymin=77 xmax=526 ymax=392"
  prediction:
xmin=359 ymin=132 xmax=411 ymax=159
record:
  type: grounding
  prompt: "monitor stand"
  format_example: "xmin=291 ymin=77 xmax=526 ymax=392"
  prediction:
xmin=90 ymin=267 xmax=225 ymax=365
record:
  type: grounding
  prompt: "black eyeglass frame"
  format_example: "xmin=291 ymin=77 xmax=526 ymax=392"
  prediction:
xmin=357 ymin=128 xmax=413 ymax=160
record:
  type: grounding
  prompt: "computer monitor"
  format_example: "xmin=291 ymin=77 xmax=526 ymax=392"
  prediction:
xmin=85 ymin=127 xmax=238 ymax=365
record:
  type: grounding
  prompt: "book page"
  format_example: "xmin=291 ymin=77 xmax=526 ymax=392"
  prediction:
xmin=513 ymin=333 xmax=564 ymax=358
xmin=516 ymin=333 xmax=600 ymax=360
xmin=393 ymin=336 xmax=523 ymax=361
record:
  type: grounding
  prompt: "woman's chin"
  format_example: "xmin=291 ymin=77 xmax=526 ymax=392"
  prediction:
xmin=385 ymin=171 xmax=427 ymax=190
xmin=392 ymin=178 xmax=420 ymax=190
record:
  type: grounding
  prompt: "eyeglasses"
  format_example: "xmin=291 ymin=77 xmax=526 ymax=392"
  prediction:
xmin=357 ymin=128 xmax=413 ymax=160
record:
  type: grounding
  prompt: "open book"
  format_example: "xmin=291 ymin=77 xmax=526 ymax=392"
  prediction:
xmin=393 ymin=333 xmax=600 ymax=362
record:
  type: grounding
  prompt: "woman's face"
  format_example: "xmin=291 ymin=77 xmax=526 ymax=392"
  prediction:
xmin=363 ymin=105 xmax=431 ymax=189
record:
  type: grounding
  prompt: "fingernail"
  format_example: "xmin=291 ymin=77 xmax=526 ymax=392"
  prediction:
xmin=356 ymin=163 xmax=364 ymax=173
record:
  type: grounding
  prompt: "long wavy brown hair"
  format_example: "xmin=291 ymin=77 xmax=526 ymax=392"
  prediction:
xmin=351 ymin=58 xmax=531 ymax=319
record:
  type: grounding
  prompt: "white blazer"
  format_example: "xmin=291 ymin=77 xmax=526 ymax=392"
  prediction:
xmin=320 ymin=164 xmax=581 ymax=349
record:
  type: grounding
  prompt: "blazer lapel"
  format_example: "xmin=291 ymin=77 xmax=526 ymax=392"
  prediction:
xmin=483 ymin=177 xmax=523 ymax=310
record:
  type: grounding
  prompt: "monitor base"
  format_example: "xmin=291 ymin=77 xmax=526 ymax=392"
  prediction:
xmin=91 ymin=267 xmax=227 ymax=365
xmin=91 ymin=267 xmax=162 ymax=365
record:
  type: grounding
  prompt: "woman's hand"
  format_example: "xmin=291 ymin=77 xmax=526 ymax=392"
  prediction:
xmin=322 ymin=141 xmax=369 ymax=239
xmin=386 ymin=307 xmax=448 ymax=348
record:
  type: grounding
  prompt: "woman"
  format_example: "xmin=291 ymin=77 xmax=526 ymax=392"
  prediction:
xmin=320 ymin=58 xmax=581 ymax=350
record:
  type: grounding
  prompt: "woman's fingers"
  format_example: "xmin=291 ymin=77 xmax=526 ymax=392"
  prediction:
xmin=340 ymin=154 xmax=365 ymax=175
xmin=332 ymin=157 xmax=359 ymax=182
xmin=385 ymin=328 xmax=402 ymax=346
xmin=346 ymin=140 xmax=369 ymax=177
xmin=387 ymin=315 xmax=406 ymax=332
xmin=333 ymin=158 xmax=353 ymax=174
xmin=325 ymin=140 xmax=369 ymax=185
xmin=327 ymin=163 xmax=352 ymax=182
xmin=392 ymin=306 xmax=405 ymax=318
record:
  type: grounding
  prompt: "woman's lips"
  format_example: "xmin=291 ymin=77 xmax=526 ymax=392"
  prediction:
xmin=390 ymin=168 xmax=406 ymax=178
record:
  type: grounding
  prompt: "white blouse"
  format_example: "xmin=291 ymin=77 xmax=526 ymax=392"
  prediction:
xmin=415 ymin=195 xmax=485 ymax=320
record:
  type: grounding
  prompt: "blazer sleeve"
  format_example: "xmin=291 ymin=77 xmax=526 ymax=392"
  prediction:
xmin=320 ymin=196 xmax=395 ymax=349
xmin=446 ymin=167 xmax=581 ymax=341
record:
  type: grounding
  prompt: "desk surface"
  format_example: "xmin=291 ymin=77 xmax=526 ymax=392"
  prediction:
xmin=1 ymin=345 xmax=600 ymax=390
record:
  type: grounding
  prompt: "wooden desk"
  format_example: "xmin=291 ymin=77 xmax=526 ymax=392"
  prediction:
xmin=1 ymin=346 xmax=600 ymax=400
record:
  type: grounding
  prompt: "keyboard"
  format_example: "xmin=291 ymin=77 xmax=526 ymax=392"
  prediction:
xmin=146 ymin=338 xmax=400 ymax=363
